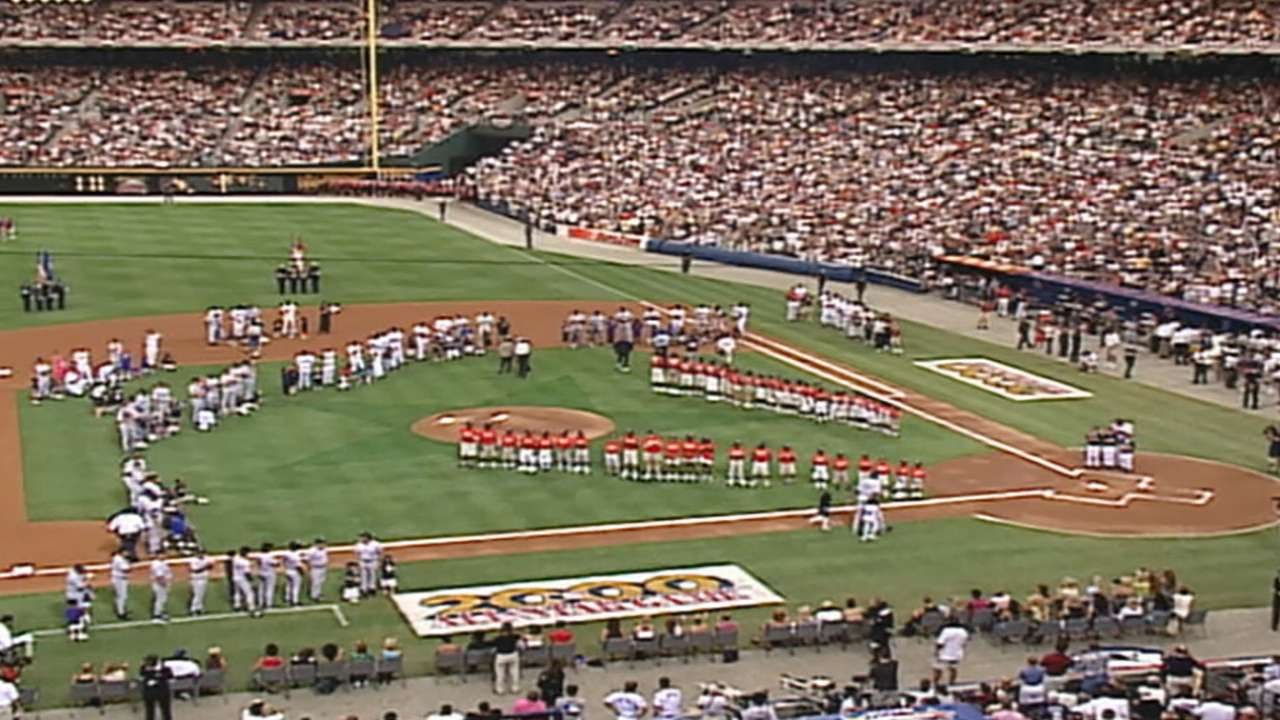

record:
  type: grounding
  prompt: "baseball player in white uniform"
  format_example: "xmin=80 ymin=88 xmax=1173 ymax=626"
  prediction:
xmin=110 ymin=550 xmax=131 ymax=619
xmin=355 ymin=533 xmax=382 ymax=597
xmin=320 ymin=349 xmax=338 ymax=386
xmin=150 ymin=558 xmax=172 ymax=621
xmin=855 ymin=499 xmax=885 ymax=542
xmin=281 ymin=542 xmax=304 ymax=606
xmin=205 ymin=308 xmax=224 ymax=345
xmin=231 ymin=547 xmax=258 ymax=616
xmin=188 ymin=552 xmax=212 ymax=615
xmin=143 ymin=330 xmax=162 ymax=372
xmin=306 ymin=539 xmax=328 ymax=602
xmin=295 ymin=352 xmax=316 ymax=391
xmin=31 ymin=358 xmax=52 ymax=403
xmin=280 ymin=301 xmax=299 ymax=338
xmin=65 ymin=564 xmax=93 ymax=617
xmin=732 ymin=302 xmax=750 ymax=334
xmin=257 ymin=544 xmax=279 ymax=610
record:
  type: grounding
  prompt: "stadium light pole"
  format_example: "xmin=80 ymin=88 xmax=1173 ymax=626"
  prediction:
xmin=365 ymin=0 xmax=382 ymax=175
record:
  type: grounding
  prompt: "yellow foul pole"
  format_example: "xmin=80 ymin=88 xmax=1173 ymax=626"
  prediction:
xmin=365 ymin=0 xmax=381 ymax=174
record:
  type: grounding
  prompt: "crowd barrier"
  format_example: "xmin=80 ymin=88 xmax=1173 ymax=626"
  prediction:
xmin=938 ymin=256 xmax=1280 ymax=334
xmin=644 ymin=239 xmax=925 ymax=294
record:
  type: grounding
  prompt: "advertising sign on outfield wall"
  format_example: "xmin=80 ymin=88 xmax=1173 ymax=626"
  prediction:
xmin=391 ymin=564 xmax=785 ymax=636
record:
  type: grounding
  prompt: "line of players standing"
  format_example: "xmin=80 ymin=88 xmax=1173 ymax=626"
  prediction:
xmin=1082 ymin=419 xmax=1136 ymax=471
xmin=75 ymin=533 xmax=398 ymax=634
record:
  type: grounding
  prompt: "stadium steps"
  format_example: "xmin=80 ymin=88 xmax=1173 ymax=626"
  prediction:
xmin=243 ymin=0 xmax=271 ymax=40
xmin=459 ymin=0 xmax=505 ymax=39
xmin=592 ymin=0 xmax=632 ymax=34
xmin=678 ymin=0 xmax=736 ymax=41
xmin=242 ymin=0 xmax=269 ymax=40
xmin=1169 ymin=116 xmax=1233 ymax=149
xmin=81 ymin=0 xmax=109 ymax=36
xmin=213 ymin=66 xmax=269 ymax=161
xmin=42 ymin=87 xmax=101 ymax=153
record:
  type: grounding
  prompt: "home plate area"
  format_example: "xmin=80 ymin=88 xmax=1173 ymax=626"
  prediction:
xmin=916 ymin=450 xmax=1268 ymax=537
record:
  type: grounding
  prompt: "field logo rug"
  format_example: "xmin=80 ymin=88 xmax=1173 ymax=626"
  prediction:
xmin=914 ymin=358 xmax=1092 ymax=402
xmin=391 ymin=563 xmax=784 ymax=636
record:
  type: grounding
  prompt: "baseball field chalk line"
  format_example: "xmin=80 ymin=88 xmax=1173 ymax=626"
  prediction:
xmin=29 ymin=603 xmax=349 ymax=637
xmin=739 ymin=334 xmax=1084 ymax=479
xmin=973 ymin=513 xmax=1279 ymax=540
xmin=510 ymin=246 xmax=1082 ymax=480
xmin=0 ymin=489 xmax=1054 ymax=582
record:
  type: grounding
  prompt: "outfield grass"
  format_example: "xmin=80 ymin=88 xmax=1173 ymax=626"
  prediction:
xmin=20 ymin=348 xmax=980 ymax=546
xmin=3 ymin=203 xmax=1270 ymax=473
xmin=1 ymin=519 xmax=1275 ymax=706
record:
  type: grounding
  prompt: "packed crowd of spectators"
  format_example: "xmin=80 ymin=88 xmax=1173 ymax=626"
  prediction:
xmin=38 ymin=67 xmax=253 ymax=167
xmin=0 ymin=67 xmax=95 ymax=165
xmin=255 ymin=0 xmax=363 ymax=40
xmin=382 ymin=2 xmax=490 ymax=40
xmin=470 ymin=65 xmax=1280 ymax=310
xmin=689 ymin=0 xmax=1280 ymax=47
xmin=94 ymin=1 xmax=251 ymax=42
xmin=2 ymin=0 xmax=1277 ymax=46
xmin=3 ymin=56 xmax=1279 ymax=315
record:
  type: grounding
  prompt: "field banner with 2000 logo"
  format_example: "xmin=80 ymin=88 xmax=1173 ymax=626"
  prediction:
xmin=391 ymin=564 xmax=785 ymax=636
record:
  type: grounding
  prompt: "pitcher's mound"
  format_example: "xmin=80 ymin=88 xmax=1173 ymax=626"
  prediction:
xmin=413 ymin=406 xmax=616 ymax=443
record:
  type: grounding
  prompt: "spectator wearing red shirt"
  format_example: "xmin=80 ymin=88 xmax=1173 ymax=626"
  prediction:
xmin=547 ymin=621 xmax=574 ymax=645
xmin=1039 ymin=641 xmax=1073 ymax=676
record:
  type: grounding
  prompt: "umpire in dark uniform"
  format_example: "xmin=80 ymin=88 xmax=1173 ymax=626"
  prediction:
xmin=1272 ymin=568 xmax=1280 ymax=631
xmin=139 ymin=654 xmax=173 ymax=720
xmin=275 ymin=265 xmax=289 ymax=294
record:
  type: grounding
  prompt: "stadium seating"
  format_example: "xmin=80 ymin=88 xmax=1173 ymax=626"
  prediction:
xmin=1 ymin=0 xmax=1277 ymax=46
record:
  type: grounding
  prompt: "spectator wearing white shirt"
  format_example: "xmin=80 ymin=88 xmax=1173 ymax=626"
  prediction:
xmin=1076 ymin=697 xmax=1130 ymax=720
xmin=932 ymin=618 xmax=969 ymax=685
xmin=1192 ymin=697 xmax=1239 ymax=720
xmin=1172 ymin=586 xmax=1196 ymax=633
xmin=0 ymin=677 xmax=20 ymax=718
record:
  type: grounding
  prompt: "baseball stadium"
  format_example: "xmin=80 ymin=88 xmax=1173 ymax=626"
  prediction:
xmin=1 ymin=3 xmax=1279 ymax=719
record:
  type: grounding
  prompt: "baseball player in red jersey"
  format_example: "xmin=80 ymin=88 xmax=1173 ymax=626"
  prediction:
xmin=705 ymin=361 xmax=723 ymax=402
xmin=478 ymin=424 xmax=499 ymax=468
xmin=500 ymin=430 xmax=518 ymax=470
xmin=750 ymin=443 xmax=772 ymax=488
xmin=603 ymin=437 xmax=622 ymax=476
xmin=650 ymin=353 xmax=668 ymax=394
xmin=538 ymin=432 xmax=555 ymax=472
xmin=680 ymin=436 xmax=700 ymax=482
xmin=911 ymin=462 xmax=927 ymax=498
xmin=857 ymin=454 xmax=873 ymax=484
xmin=811 ymin=449 xmax=831 ymax=489
xmin=555 ymin=431 xmax=574 ymax=472
xmin=726 ymin=442 xmax=747 ymax=487
xmin=573 ymin=431 xmax=590 ymax=474
xmin=885 ymin=407 xmax=902 ymax=437
xmin=777 ymin=445 xmax=797 ymax=484
xmin=642 ymin=431 xmax=663 ymax=481
xmin=698 ymin=438 xmax=716 ymax=482
xmin=663 ymin=437 xmax=682 ymax=481
xmin=519 ymin=431 xmax=538 ymax=474
xmin=621 ymin=431 xmax=641 ymax=480
xmin=832 ymin=453 xmax=851 ymax=489
xmin=458 ymin=423 xmax=478 ymax=468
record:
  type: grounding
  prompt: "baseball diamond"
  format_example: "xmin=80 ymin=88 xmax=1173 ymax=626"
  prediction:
xmin=1 ymin=200 xmax=1279 ymax=708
